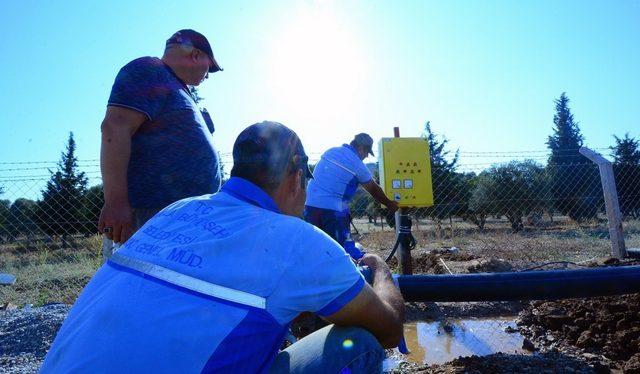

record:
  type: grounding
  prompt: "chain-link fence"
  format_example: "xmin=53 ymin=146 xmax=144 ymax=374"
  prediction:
xmin=0 ymin=159 xmax=103 ymax=305
xmin=1 ymin=150 xmax=640 ymax=309
xmin=350 ymin=155 xmax=640 ymax=272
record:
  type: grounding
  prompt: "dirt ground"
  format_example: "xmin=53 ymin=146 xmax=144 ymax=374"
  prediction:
xmin=3 ymin=219 xmax=640 ymax=373
xmin=354 ymin=228 xmax=640 ymax=373
xmin=518 ymin=294 xmax=640 ymax=373
xmin=391 ymin=351 xmax=601 ymax=374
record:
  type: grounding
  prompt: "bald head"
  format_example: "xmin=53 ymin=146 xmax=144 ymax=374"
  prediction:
xmin=161 ymin=44 xmax=211 ymax=86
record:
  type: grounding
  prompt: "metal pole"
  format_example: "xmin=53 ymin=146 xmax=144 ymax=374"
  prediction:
xmin=394 ymin=126 xmax=413 ymax=274
xmin=579 ymin=147 xmax=627 ymax=258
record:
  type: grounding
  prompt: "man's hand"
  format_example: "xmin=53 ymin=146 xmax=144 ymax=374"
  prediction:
xmin=362 ymin=181 xmax=399 ymax=214
xmin=98 ymin=202 xmax=134 ymax=244
xmin=99 ymin=106 xmax=145 ymax=244
xmin=325 ymin=253 xmax=405 ymax=348
xmin=358 ymin=253 xmax=392 ymax=281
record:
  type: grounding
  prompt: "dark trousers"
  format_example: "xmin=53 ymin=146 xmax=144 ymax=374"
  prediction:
xmin=303 ymin=206 xmax=350 ymax=247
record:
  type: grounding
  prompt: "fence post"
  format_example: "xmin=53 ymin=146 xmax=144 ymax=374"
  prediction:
xmin=579 ymin=147 xmax=627 ymax=258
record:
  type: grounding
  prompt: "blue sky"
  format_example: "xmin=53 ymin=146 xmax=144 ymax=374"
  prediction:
xmin=0 ymin=0 xmax=639 ymax=199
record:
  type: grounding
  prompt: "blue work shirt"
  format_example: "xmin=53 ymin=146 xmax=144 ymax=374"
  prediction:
xmin=41 ymin=177 xmax=364 ymax=373
xmin=306 ymin=144 xmax=373 ymax=212
xmin=108 ymin=57 xmax=221 ymax=209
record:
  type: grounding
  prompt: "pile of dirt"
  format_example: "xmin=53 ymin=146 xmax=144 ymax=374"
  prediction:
xmin=387 ymin=253 xmax=443 ymax=274
xmin=466 ymin=258 xmax=514 ymax=273
xmin=414 ymin=253 xmax=447 ymax=274
xmin=405 ymin=301 xmax=525 ymax=322
xmin=390 ymin=251 xmax=482 ymax=274
xmin=518 ymin=294 xmax=640 ymax=372
xmin=391 ymin=351 xmax=600 ymax=373
xmin=428 ymin=248 xmax=479 ymax=262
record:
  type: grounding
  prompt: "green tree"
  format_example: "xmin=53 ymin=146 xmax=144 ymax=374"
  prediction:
xmin=78 ymin=184 xmax=104 ymax=235
xmin=419 ymin=122 xmax=469 ymax=221
xmin=470 ymin=161 xmax=546 ymax=232
xmin=611 ymin=133 xmax=640 ymax=218
xmin=5 ymin=198 xmax=39 ymax=239
xmin=546 ymin=93 xmax=601 ymax=222
xmin=457 ymin=172 xmax=488 ymax=229
xmin=36 ymin=132 xmax=88 ymax=244
xmin=189 ymin=86 xmax=203 ymax=104
xmin=0 ymin=198 xmax=10 ymax=241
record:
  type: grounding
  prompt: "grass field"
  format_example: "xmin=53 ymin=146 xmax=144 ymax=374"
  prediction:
xmin=1 ymin=218 xmax=639 ymax=306
xmin=0 ymin=236 xmax=102 ymax=306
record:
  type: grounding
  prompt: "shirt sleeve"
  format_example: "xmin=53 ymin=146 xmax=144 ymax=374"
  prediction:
xmin=354 ymin=157 xmax=373 ymax=183
xmin=268 ymin=225 xmax=365 ymax=323
xmin=107 ymin=59 xmax=169 ymax=121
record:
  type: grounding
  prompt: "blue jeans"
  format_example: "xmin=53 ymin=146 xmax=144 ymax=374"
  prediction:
xmin=303 ymin=206 xmax=350 ymax=247
xmin=269 ymin=325 xmax=384 ymax=374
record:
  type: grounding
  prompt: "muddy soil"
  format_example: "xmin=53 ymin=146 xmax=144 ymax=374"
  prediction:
xmin=387 ymin=251 xmax=498 ymax=275
xmin=518 ymin=294 xmax=640 ymax=373
xmin=390 ymin=351 xmax=601 ymax=373
xmin=375 ymin=247 xmax=640 ymax=373
xmin=4 ymin=234 xmax=638 ymax=373
xmin=405 ymin=301 xmax=525 ymax=322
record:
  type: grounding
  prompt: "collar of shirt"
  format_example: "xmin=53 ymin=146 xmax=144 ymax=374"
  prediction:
xmin=161 ymin=60 xmax=191 ymax=93
xmin=343 ymin=144 xmax=359 ymax=156
xmin=221 ymin=177 xmax=281 ymax=214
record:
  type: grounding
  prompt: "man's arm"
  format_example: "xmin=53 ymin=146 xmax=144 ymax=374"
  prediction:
xmin=361 ymin=181 xmax=399 ymax=213
xmin=98 ymin=106 xmax=146 ymax=243
xmin=323 ymin=254 xmax=405 ymax=348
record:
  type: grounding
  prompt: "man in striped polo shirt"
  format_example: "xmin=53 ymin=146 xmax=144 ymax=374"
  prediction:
xmin=305 ymin=134 xmax=399 ymax=258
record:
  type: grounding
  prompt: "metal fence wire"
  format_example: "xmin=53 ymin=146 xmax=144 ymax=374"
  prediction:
xmin=1 ymin=152 xmax=639 ymax=309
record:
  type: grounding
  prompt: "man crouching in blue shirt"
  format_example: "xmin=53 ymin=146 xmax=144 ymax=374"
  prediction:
xmin=41 ymin=121 xmax=405 ymax=373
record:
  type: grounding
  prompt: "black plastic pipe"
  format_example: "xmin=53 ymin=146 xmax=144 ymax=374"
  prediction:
xmin=626 ymin=248 xmax=640 ymax=258
xmin=395 ymin=265 xmax=640 ymax=302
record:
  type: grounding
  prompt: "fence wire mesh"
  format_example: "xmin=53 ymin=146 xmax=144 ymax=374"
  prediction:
xmin=1 ymin=151 xmax=639 ymax=312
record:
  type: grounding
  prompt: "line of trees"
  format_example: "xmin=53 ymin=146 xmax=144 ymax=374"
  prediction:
xmin=0 ymin=133 xmax=103 ymax=245
xmin=352 ymin=93 xmax=640 ymax=232
xmin=612 ymin=134 xmax=640 ymax=218
xmin=1 ymin=94 xmax=638 ymax=241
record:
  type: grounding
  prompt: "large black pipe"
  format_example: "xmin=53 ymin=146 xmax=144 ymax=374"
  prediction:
xmin=394 ymin=265 xmax=640 ymax=302
xmin=626 ymin=248 xmax=640 ymax=258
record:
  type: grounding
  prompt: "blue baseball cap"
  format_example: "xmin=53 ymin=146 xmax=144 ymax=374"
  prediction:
xmin=233 ymin=121 xmax=313 ymax=180
xmin=353 ymin=133 xmax=375 ymax=156
xmin=166 ymin=29 xmax=223 ymax=73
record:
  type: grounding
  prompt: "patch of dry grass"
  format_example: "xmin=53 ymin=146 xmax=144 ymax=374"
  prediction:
xmin=0 ymin=236 xmax=102 ymax=306
xmin=2 ymin=218 xmax=639 ymax=305
xmin=357 ymin=217 xmax=631 ymax=270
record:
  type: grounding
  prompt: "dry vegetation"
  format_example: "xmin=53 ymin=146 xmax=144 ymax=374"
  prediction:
xmin=0 ymin=236 xmax=102 ymax=306
xmin=1 ymin=217 xmax=639 ymax=307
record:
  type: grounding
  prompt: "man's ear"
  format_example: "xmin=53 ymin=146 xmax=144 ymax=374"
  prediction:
xmin=190 ymin=48 xmax=200 ymax=63
xmin=280 ymin=169 xmax=298 ymax=195
xmin=292 ymin=169 xmax=303 ymax=193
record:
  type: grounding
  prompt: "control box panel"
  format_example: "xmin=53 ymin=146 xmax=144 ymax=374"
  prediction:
xmin=378 ymin=137 xmax=434 ymax=208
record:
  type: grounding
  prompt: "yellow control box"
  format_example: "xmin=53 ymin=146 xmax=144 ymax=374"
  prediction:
xmin=378 ymin=137 xmax=434 ymax=207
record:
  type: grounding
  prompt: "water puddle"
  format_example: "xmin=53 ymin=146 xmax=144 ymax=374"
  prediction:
xmin=385 ymin=317 xmax=526 ymax=369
